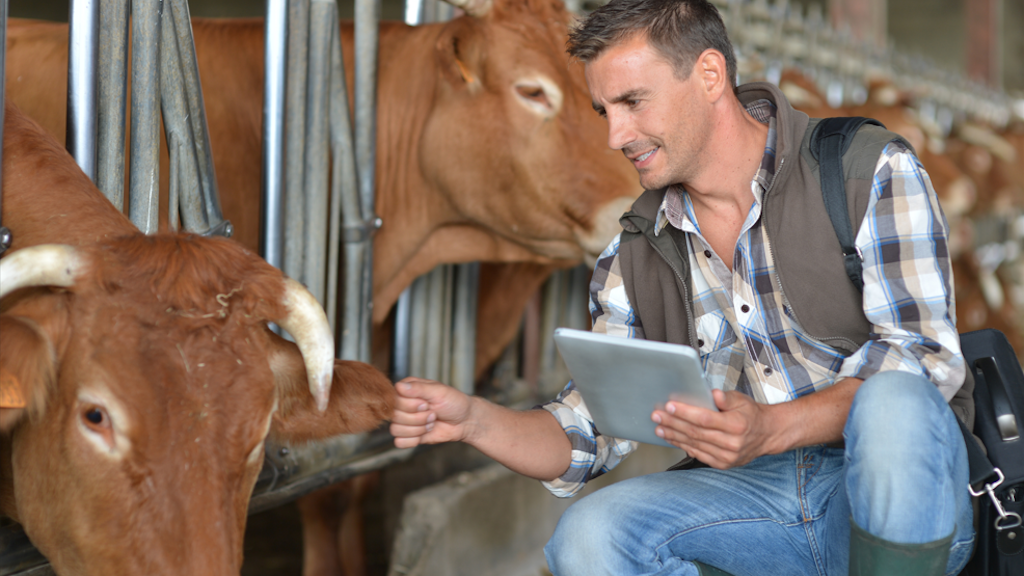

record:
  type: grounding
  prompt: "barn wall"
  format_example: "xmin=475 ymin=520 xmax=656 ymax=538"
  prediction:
xmin=11 ymin=0 xmax=1023 ymax=91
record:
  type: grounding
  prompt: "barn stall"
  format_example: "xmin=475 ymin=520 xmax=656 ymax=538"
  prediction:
xmin=1 ymin=0 xmax=1023 ymax=575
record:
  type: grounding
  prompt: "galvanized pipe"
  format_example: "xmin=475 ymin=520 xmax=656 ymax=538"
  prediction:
xmin=450 ymin=262 xmax=479 ymax=394
xmin=168 ymin=134 xmax=181 ymax=231
xmin=284 ymin=0 xmax=309 ymax=282
xmin=391 ymin=289 xmax=413 ymax=379
xmin=439 ymin=264 xmax=455 ymax=384
xmin=303 ymin=0 xmax=334 ymax=307
xmin=0 ymin=0 xmax=8 ymax=256
xmin=261 ymin=0 xmax=288 ymax=267
xmin=167 ymin=0 xmax=229 ymax=236
xmin=67 ymin=0 xmax=100 ymax=182
xmin=410 ymin=273 xmax=430 ymax=376
xmin=423 ymin=266 xmax=445 ymax=381
xmin=128 ymin=0 xmax=162 ymax=234
xmin=328 ymin=8 xmax=371 ymax=362
xmin=354 ymin=0 xmax=380 ymax=362
xmin=96 ymin=0 xmax=129 ymax=210
xmin=159 ymin=4 xmax=204 ymax=233
xmin=326 ymin=0 xmax=351 ymax=337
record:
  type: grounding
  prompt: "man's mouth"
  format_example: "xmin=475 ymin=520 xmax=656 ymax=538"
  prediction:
xmin=635 ymin=148 xmax=656 ymax=162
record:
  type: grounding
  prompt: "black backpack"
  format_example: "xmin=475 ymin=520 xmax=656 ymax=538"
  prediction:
xmin=811 ymin=117 xmax=1024 ymax=575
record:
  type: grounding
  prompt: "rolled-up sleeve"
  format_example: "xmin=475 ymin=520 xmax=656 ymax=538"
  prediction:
xmin=837 ymin=142 xmax=965 ymax=400
xmin=538 ymin=235 xmax=640 ymax=498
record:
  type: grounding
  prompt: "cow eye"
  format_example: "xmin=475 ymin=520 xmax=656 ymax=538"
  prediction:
xmin=86 ymin=409 xmax=103 ymax=425
xmin=81 ymin=406 xmax=110 ymax=430
xmin=516 ymin=85 xmax=551 ymax=109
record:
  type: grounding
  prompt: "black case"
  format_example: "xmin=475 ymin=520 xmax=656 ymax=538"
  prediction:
xmin=960 ymin=328 xmax=1024 ymax=576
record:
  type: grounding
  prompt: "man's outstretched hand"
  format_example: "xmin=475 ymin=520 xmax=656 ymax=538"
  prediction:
xmin=390 ymin=377 xmax=475 ymax=449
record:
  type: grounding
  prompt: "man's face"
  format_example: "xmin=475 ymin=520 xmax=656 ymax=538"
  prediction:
xmin=585 ymin=36 xmax=711 ymax=190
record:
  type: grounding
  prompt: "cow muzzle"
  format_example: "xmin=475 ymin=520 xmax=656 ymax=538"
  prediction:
xmin=0 ymin=244 xmax=335 ymax=412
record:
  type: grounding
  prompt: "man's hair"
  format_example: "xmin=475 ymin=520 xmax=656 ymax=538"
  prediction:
xmin=567 ymin=0 xmax=737 ymax=87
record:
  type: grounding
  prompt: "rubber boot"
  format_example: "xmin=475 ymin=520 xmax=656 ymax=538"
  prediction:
xmin=693 ymin=561 xmax=736 ymax=576
xmin=849 ymin=518 xmax=954 ymax=576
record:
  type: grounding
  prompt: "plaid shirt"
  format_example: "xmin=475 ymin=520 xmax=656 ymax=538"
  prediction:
xmin=540 ymin=100 xmax=965 ymax=498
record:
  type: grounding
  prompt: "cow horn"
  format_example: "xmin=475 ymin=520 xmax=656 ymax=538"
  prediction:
xmin=0 ymin=244 xmax=84 ymax=299
xmin=442 ymin=0 xmax=492 ymax=18
xmin=275 ymin=278 xmax=334 ymax=412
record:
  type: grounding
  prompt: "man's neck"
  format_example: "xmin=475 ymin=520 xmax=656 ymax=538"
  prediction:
xmin=684 ymin=97 xmax=770 ymax=214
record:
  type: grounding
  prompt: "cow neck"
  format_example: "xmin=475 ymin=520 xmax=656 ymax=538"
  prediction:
xmin=363 ymin=22 xmax=463 ymax=323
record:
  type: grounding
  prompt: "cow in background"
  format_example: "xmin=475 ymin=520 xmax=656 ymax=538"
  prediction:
xmin=5 ymin=0 xmax=639 ymax=376
xmin=0 ymin=100 xmax=395 ymax=575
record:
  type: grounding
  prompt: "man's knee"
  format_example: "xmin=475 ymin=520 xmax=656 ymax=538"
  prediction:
xmin=846 ymin=371 xmax=950 ymax=444
xmin=545 ymin=497 xmax=616 ymax=575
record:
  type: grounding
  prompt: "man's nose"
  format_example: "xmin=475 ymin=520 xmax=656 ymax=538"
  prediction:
xmin=606 ymin=112 xmax=635 ymax=151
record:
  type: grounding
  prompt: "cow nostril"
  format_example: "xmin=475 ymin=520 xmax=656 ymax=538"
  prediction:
xmin=85 ymin=408 xmax=104 ymax=425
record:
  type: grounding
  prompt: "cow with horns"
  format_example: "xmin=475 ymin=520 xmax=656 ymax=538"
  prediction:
xmin=4 ymin=0 xmax=639 ymax=572
xmin=0 ymin=100 xmax=396 ymax=575
xmin=5 ymin=0 xmax=640 ymax=375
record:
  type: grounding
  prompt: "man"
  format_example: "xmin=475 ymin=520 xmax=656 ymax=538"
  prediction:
xmin=390 ymin=1 xmax=975 ymax=574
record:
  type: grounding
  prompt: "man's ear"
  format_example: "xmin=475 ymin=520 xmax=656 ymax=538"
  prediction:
xmin=0 ymin=314 xmax=58 ymax=433
xmin=696 ymin=49 xmax=729 ymax=102
xmin=268 ymin=335 xmax=396 ymax=445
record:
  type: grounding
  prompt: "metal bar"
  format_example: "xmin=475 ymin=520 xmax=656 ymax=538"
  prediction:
xmin=410 ymin=273 xmax=429 ymax=376
xmin=128 ymin=0 xmax=162 ymax=234
xmin=354 ymin=0 xmax=380 ymax=363
xmin=303 ymin=0 xmax=334 ymax=306
xmin=569 ymin=264 xmax=590 ymax=330
xmin=0 ymin=0 xmax=9 ymax=256
xmin=95 ymin=0 xmax=129 ymax=210
xmin=450 ymin=262 xmax=479 ymax=394
xmin=404 ymin=0 xmax=425 ymax=25
xmin=423 ymin=267 xmax=443 ymax=380
xmin=168 ymin=134 xmax=180 ymax=231
xmin=439 ymin=264 xmax=455 ymax=383
xmin=392 ymin=289 xmax=413 ymax=380
xmin=159 ymin=4 xmax=205 ymax=233
xmin=326 ymin=0 xmax=350 ymax=336
xmin=66 ymin=0 xmax=100 ymax=182
xmin=284 ymin=0 xmax=310 ymax=281
xmin=329 ymin=14 xmax=367 ymax=361
xmin=539 ymin=269 xmax=562 ymax=377
xmin=167 ymin=0 xmax=229 ymax=235
xmin=260 ymin=0 xmax=288 ymax=267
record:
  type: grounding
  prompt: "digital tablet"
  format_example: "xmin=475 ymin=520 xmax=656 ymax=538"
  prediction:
xmin=552 ymin=327 xmax=717 ymax=448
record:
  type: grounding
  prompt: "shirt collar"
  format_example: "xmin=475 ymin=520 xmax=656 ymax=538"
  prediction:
xmin=654 ymin=99 xmax=778 ymax=236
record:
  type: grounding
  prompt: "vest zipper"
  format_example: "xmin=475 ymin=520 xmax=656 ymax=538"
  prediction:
xmin=644 ymin=234 xmax=699 ymax=348
xmin=764 ymin=157 xmax=860 ymax=353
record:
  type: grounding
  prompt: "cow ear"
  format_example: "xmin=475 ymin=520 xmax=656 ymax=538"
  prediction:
xmin=0 ymin=314 xmax=58 ymax=433
xmin=267 ymin=337 xmax=396 ymax=445
xmin=435 ymin=17 xmax=485 ymax=92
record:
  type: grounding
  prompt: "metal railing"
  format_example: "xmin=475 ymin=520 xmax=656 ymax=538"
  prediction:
xmin=65 ymin=0 xmax=231 ymax=236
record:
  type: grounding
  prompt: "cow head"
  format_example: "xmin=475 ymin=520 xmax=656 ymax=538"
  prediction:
xmin=373 ymin=0 xmax=640 ymax=316
xmin=0 ymin=236 xmax=394 ymax=575
xmin=430 ymin=0 xmax=638 ymax=259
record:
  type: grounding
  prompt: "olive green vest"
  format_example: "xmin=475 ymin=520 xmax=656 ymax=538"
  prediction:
xmin=616 ymin=82 xmax=974 ymax=428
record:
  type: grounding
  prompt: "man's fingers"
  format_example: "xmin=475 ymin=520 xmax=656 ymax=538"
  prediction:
xmin=391 ymin=407 xmax=436 ymax=426
xmin=390 ymin=421 xmax=434 ymax=438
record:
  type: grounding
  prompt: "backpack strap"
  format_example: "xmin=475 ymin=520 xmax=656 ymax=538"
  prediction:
xmin=809 ymin=117 xmax=885 ymax=293
xmin=812 ymin=118 xmax=1006 ymax=500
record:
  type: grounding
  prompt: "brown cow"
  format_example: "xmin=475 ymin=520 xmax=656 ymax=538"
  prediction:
xmin=5 ymin=0 xmax=639 ymax=373
xmin=6 ymin=2 xmax=637 ymax=572
xmin=0 ymin=100 xmax=395 ymax=575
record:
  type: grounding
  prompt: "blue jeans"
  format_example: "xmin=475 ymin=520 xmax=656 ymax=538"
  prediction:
xmin=545 ymin=372 xmax=975 ymax=576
